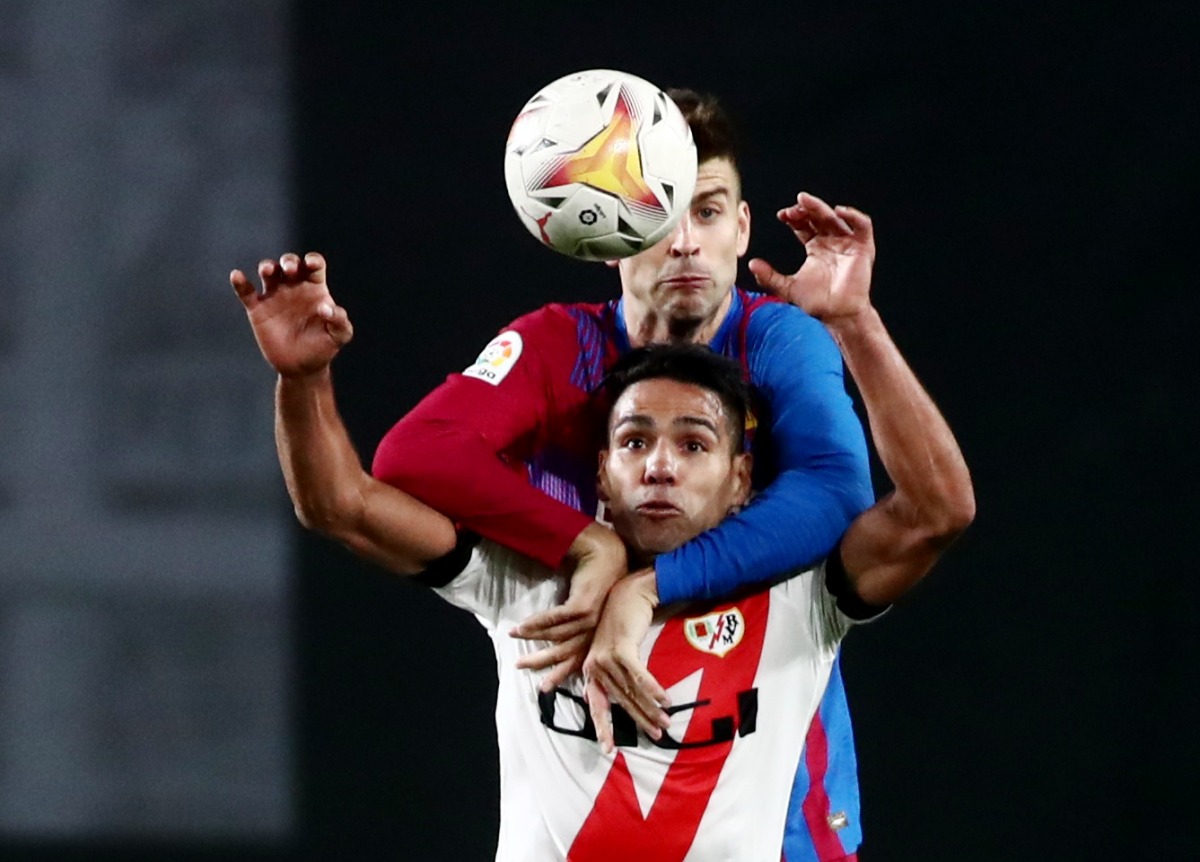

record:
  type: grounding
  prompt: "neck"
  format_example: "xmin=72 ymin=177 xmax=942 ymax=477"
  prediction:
xmin=623 ymin=289 xmax=735 ymax=347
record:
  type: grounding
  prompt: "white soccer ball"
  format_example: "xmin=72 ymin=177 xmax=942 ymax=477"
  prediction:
xmin=504 ymin=69 xmax=698 ymax=262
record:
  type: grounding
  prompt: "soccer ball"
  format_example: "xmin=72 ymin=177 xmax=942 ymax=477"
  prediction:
xmin=503 ymin=69 xmax=697 ymax=262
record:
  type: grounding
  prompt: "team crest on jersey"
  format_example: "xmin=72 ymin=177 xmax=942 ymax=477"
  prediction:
xmin=462 ymin=331 xmax=523 ymax=386
xmin=742 ymin=407 xmax=758 ymax=450
xmin=683 ymin=607 xmax=745 ymax=657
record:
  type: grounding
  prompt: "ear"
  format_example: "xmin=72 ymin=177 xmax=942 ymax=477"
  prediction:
xmin=735 ymin=200 xmax=751 ymax=258
xmin=605 ymin=258 xmax=620 ymax=270
xmin=730 ymin=452 xmax=753 ymax=508
xmin=596 ymin=449 xmax=612 ymax=502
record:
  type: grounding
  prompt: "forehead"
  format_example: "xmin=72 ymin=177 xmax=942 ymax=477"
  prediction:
xmin=610 ymin=378 xmax=730 ymax=433
xmin=693 ymin=157 xmax=740 ymax=199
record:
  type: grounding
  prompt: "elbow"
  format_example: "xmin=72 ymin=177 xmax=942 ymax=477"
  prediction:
xmin=951 ymin=488 xmax=977 ymax=533
xmin=292 ymin=500 xmax=338 ymax=536
xmin=946 ymin=471 xmax=977 ymax=534
xmin=926 ymin=484 xmax=976 ymax=547
xmin=291 ymin=490 xmax=360 ymax=540
xmin=893 ymin=471 xmax=975 ymax=550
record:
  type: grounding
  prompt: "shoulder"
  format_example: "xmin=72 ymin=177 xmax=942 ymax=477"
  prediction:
xmin=468 ymin=303 xmax=599 ymax=381
xmin=509 ymin=301 xmax=609 ymax=331
xmin=770 ymin=560 xmax=857 ymax=649
xmin=428 ymin=538 xmax=561 ymax=627
xmin=502 ymin=303 xmax=573 ymax=337
xmin=738 ymin=294 xmax=840 ymax=383
xmin=501 ymin=301 xmax=614 ymax=354
xmin=741 ymin=291 xmax=831 ymax=343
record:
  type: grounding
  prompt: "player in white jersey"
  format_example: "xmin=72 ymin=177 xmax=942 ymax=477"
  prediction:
xmin=430 ymin=345 xmax=869 ymax=860
xmin=233 ymin=196 xmax=975 ymax=861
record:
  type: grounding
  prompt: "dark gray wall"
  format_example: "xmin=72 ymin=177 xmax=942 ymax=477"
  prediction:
xmin=0 ymin=2 xmax=292 ymax=856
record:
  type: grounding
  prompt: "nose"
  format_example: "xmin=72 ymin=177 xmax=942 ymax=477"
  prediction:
xmin=643 ymin=440 xmax=677 ymax=484
xmin=668 ymin=212 xmax=699 ymax=257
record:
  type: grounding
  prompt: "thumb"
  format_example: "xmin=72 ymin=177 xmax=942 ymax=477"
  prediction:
xmin=747 ymin=258 xmax=792 ymax=297
xmin=320 ymin=303 xmax=355 ymax=346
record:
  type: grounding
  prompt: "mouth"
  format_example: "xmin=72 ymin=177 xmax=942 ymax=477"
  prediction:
xmin=635 ymin=501 xmax=684 ymax=520
xmin=660 ymin=274 xmax=710 ymax=288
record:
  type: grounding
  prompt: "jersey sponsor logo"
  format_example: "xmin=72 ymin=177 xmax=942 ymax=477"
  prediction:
xmin=538 ymin=682 xmax=759 ymax=750
xmin=462 ymin=331 xmax=523 ymax=386
xmin=567 ymin=593 xmax=770 ymax=859
xmin=684 ymin=607 xmax=744 ymax=657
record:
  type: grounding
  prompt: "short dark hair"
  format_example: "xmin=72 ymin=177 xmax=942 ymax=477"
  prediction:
xmin=604 ymin=344 xmax=751 ymax=452
xmin=667 ymin=88 xmax=742 ymax=184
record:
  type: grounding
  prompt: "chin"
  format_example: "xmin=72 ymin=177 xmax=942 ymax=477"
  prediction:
xmin=669 ymin=297 xmax=724 ymax=330
xmin=629 ymin=526 xmax=688 ymax=558
xmin=664 ymin=292 xmax=710 ymax=315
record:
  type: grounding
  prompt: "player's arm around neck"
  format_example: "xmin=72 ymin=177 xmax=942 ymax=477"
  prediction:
xmin=276 ymin=368 xmax=458 ymax=575
xmin=828 ymin=306 xmax=975 ymax=606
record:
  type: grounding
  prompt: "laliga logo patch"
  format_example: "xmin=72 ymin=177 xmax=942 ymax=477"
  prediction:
xmin=462 ymin=331 xmax=523 ymax=386
xmin=683 ymin=607 xmax=745 ymax=658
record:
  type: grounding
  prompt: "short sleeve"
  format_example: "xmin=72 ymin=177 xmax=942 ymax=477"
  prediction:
xmin=426 ymin=540 xmax=567 ymax=632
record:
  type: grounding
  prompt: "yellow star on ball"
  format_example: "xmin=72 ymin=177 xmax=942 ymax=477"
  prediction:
xmin=540 ymin=88 xmax=663 ymax=211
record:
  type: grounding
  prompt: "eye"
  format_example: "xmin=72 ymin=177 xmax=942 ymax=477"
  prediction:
xmin=683 ymin=439 xmax=708 ymax=453
xmin=696 ymin=205 xmax=719 ymax=221
xmin=623 ymin=437 xmax=646 ymax=450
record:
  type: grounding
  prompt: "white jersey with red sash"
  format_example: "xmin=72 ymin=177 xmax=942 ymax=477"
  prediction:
xmin=434 ymin=539 xmax=863 ymax=862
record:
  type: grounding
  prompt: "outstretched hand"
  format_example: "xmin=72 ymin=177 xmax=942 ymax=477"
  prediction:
xmin=747 ymin=192 xmax=876 ymax=323
xmin=231 ymin=252 xmax=353 ymax=377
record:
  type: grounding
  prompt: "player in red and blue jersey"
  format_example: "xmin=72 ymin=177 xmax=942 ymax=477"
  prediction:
xmin=371 ymin=90 xmax=875 ymax=861
xmin=233 ymin=221 xmax=975 ymax=858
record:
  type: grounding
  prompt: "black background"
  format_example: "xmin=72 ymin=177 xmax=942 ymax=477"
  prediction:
xmin=18 ymin=3 xmax=1197 ymax=860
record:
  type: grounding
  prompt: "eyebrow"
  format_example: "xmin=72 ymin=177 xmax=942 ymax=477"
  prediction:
xmin=612 ymin=414 xmax=722 ymax=436
xmin=694 ymin=185 xmax=733 ymax=203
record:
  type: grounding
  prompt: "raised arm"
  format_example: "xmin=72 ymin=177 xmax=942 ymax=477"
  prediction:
xmin=232 ymin=252 xmax=457 ymax=573
xmin=649 ymin=186 xmax=885 ymax=605
xmin=750 ymin=193 xmax=974 ymax=603
xmin=585 ymin=196 xmax=973 ymax=744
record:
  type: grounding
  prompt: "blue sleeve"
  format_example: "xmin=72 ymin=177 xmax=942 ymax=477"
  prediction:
xmin=655 ymin=302 xmax=874 ymax=604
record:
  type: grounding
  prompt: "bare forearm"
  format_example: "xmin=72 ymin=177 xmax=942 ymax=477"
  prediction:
xmin=276 ymin=370 xmax=359 ymax=529
xmin=275 ymin=371 xmax=457 ymax=573
xmin=826 ymin=309 xmax=974 ymax=603
xmin=828 ymin=309 xmax=974 ymax=535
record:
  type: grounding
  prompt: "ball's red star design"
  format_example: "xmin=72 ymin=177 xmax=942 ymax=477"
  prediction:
xmin=537 ymin=88 xmax=663 ymax=211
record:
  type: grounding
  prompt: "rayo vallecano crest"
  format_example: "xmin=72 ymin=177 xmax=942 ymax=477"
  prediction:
xmin=683 ymin=607 xmax=745 ymax=657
